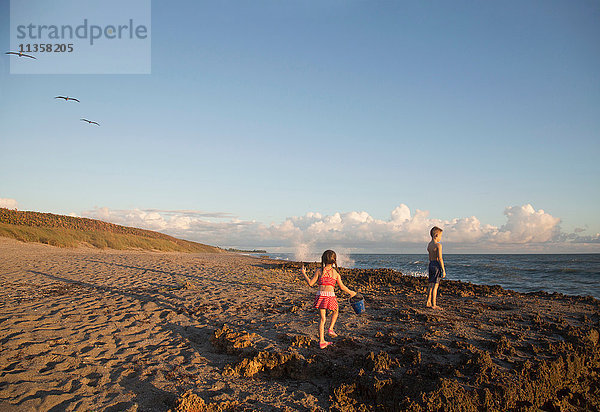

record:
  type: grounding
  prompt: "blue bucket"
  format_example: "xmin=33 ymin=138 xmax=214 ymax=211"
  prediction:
xmin=350 ymin=294 xmax=365 ymax=314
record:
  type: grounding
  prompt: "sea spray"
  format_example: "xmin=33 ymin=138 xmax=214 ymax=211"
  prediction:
xmin=292 ymin=243 xmax=319 ymax=263
xmin=332 ymin=249 xmax=355 ymax=268
xmin=292 ymin=243 xmax=355 ymax=268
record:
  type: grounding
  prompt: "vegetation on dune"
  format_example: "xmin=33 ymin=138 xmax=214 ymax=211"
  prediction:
xmin=0 ymin=208 xmax=222 ymax=253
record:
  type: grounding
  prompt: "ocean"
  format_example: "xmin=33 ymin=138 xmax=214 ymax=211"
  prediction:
xmin=261 ymin=253 xmax=600 ymax=300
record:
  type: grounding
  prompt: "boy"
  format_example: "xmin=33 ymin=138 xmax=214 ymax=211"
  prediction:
xmin=426 ymin=226 xmax=446 ymax=309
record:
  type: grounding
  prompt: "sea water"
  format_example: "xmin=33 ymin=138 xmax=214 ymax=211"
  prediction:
xmin=262 ymin=253 xmax=600 ymax=300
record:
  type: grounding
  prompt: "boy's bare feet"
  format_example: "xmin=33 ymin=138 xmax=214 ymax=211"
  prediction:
xmin=432 ymin=305 xmax=442 ymax=310
xmin=426 ymin=302 xmax=433 ymax=307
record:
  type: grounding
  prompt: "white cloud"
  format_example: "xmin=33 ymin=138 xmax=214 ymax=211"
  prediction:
xmin=495 ymin=204 xmax=561 ymax=243
xmin=85 ymin=207 xmax=176 ymax=231
xmin=391 ymin=204 xmax=411 ymax=223
xmin=80 ymin=204 xmax=598 ymax=253
xmin=0 ymin=198 xmax=18 ymax=209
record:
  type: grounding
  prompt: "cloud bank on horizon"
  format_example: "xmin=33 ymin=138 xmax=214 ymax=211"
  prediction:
xmin=1 ymin=196 xmax=597 ymax=252
xmin=77 ymin=203 xmax=599 ymax=253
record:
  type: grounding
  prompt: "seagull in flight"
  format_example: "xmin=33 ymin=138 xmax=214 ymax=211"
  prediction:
xmin=5 ymin=51 xmax=36 ymax=59
xmin=80 ymin=118 xmax=100 ymax=126
xmin=55 ymin=96 xmax=80 ymax=102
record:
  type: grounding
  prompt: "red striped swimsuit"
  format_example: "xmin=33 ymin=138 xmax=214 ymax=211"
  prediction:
xmin=313 ymin=267 xmax=338 ymax=311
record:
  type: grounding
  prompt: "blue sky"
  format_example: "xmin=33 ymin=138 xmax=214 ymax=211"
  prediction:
xmin=1 ymin=0 xmax=599 ymax=253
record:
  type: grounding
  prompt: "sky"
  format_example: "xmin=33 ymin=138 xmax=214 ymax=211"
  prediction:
xmin=1 ymin=0 xmax=599 ymax=254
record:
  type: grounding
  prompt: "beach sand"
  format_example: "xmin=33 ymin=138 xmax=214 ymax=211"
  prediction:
xmin=1 ymin=237 xmax=599 ymax=411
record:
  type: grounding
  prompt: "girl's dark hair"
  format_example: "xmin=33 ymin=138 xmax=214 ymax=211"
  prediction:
xmin=321 ymin=250 xmax=338 ymax=269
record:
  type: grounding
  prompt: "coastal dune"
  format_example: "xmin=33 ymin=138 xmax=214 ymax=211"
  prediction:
xmin=0 ymin=237 xmax=598 ymax=411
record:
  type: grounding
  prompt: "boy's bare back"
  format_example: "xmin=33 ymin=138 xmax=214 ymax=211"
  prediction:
xmin=427 ymin=240 xmax=441 ymax=261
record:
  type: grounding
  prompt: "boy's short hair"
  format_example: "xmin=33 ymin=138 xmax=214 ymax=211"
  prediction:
xmin=430 ymin=226 xmax=443 ymax=238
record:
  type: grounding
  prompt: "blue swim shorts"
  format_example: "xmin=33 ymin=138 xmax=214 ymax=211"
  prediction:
xmin=428 ymin=261 xmax=442 ymax=284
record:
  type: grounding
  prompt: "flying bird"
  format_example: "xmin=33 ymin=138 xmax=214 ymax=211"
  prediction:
xmin=5 ymin=51 xmax=36 ymax=59
xmin=80 ymin=118 xmax=100 ymax=126
xmin=55 ymin=96 xmax=80 ymax=102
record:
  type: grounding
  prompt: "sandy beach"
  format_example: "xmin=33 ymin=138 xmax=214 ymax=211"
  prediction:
xmin=1 ymin=237 xmax=599 ymax=411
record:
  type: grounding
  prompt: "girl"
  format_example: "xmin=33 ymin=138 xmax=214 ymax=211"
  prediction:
xmin=302 ymin=250 xmax=357 ymax=349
